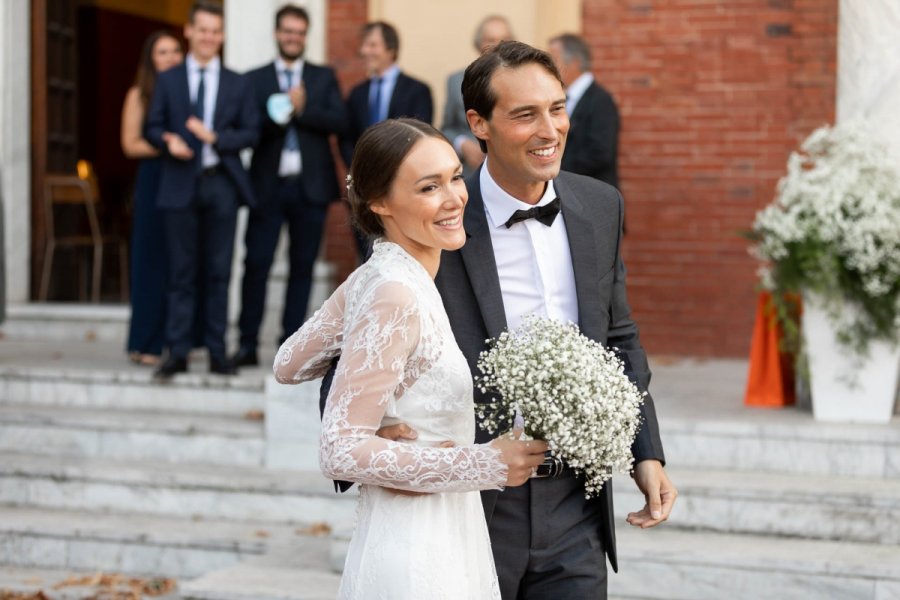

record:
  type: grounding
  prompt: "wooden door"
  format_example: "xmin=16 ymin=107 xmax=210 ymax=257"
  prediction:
xmin=31 ymin=0 xmax=78 ymax=299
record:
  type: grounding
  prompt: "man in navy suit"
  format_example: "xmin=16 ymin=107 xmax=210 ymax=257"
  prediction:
xmin=145 ymin=1 xmax=259 ymax=378
xmin=549 ymin=33 xmax=620 ymax=189
xmin=230 ymin=4 xmax=347 ymax=368
xmin=341 ymin=21 xmax=433 ymax=257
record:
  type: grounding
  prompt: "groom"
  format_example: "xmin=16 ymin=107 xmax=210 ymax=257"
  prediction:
xmin=324 ymin=40 xmax=676 ymax=598
xmin=436 ymin=41 xmax=674 ymax=598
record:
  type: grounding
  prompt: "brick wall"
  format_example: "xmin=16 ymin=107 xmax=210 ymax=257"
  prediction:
xmin=324 ymin=0 xmax=838 ymax=358
xmin=323 ymin=0 xmax=369 ymax=283
xmin=584 ymin=0 xmax=837 ymax=356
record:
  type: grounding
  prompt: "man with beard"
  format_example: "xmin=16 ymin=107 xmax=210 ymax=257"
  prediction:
xmin=231 ymin=4 xmax=347 ymax=367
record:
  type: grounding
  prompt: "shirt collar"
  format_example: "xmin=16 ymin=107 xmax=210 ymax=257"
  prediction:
xmin=275 ymin=56 xmax=304 ymax=76
xmin=566 ymin=72 xmax=594 ymax=110
xmin=480 ymin=159 xmax=558 ymax=229
xmin=187 ymin=53 xmax=221 ymax=74
xmin=375 ymin=63 xmax=401 ymax=84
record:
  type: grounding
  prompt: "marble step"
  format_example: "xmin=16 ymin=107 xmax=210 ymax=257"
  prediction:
xmin=0 ymin=405 xmax=265 ymax=467
xmin=0 ymin=453 xmax=356 ymax=527
xmin=609 ymin=526 xmax=900 ymax=599
xmin=0 ymin=565 xmax=181 ymax=599
xmin=0 ymin=361 xmax=266 ymax=417
xmin=660 ymin=413 xmax=900 ymax=479
xmin=0 ymin=303 xmax=130 ymax=343
xmin=0 ymin=506 xmax=325 ymax=579
xmin=181 ymin=539 xmax=339 ymax=600
xmin=612 ymin=467 xmax=900 ymax=545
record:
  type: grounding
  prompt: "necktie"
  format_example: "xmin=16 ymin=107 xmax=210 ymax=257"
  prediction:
xmin=283 ymin=69 xmax=300 ymax=151
xmin=193 ymin=67 xmax=206 ymax=121
xmin=368 ymin=77 xmax=383 ymax=126
xmin=504 ymin=197 xmax=561 ymax=229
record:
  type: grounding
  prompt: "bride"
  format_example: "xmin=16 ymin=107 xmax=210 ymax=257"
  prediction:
xmin=273 ymin=118 xmax=548 ymax=599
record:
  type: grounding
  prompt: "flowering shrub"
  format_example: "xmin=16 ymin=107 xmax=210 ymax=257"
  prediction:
xmin=749 ymin=121 xmax=900 ymax=355
xmin=476 ymin=316 xmax=644 ymax=498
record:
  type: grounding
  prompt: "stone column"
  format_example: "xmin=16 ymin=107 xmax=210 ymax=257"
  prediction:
xmin=0 ymin=0 xmax=31 ymax=304
xmin=837 ymin=0 xmax=900 ymax=156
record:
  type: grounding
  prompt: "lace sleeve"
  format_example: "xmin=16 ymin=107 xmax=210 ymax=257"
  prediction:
xmin=273 ymin=282 xmax=346 ymax=384
xmin=320 ymin=280 xmax=507 ymax=493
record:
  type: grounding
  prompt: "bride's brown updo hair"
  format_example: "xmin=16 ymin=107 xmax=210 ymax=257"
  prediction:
xmin=347 ymin=118 xmax=451 ymax=237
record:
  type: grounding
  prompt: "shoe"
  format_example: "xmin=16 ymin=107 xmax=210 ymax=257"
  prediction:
xmin=154 ymin=357 xmax=188 ymax=380
xmin=230 ymin=347 xmax=259 ymax=367
xmin=210 ymin=358 xmax=238 ymax=376
xmin=129 ymin=353 xmax=161 ymax=367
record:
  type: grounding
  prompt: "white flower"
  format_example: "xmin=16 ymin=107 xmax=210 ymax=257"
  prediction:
xmin=476 ymin=316 xmax=645 ymax=498
xmin=749 ymin=120 xmax=900 ymax=352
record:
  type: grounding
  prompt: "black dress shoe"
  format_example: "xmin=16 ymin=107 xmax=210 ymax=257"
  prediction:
xmin=210 ymin=358 xmax=238 ymax=376
xmin=154 ymin=357 xmax=188 ymax=380
xmin=230 ymin=347 xmax=259 ymax=367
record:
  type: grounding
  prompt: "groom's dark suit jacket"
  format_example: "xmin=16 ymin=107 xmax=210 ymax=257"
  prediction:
xmin=434 ymin=169 xmax=666 ymax=572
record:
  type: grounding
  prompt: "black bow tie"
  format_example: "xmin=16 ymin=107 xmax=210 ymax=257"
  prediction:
xmin=504 ymin=197 xmax=561 ymax=229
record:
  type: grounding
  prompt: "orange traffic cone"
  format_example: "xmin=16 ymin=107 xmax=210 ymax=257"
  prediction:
xmin=744 ymin=291 xmax=798 ymax=407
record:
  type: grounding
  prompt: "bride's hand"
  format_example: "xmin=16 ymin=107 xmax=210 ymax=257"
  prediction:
xmin=490 ymin=437 xmax=549 ymax=487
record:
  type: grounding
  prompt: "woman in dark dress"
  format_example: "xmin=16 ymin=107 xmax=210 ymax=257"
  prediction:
xmin=120 ymin=31 xmax=183 ymax=366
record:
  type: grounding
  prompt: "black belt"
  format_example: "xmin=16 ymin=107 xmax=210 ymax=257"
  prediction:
xmin=199 ymin=165 xmax=222 ymax=177
xmin=533 ymin=452 xmax=566 ymax=478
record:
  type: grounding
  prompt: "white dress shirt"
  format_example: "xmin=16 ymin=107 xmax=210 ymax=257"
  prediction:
xmin=565 ymin=72 xmax=594 ymax=115
xmin=480 ymin=160 xmax=579 ymax=332
xmin=187 ymin=54 xmax=221 ymax=168
xmin=275 ymin=57 xmax=304 ymax=176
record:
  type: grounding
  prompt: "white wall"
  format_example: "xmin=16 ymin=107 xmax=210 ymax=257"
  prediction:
xmin=225 ymin=0 xmax=327 ymax=70
xmin=837 ymin=0 xmax=900 ymax=157
xmin=0 ymin=0 xmax=31 ymax=303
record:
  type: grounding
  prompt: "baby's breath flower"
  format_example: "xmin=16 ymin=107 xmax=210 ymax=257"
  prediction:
xmin=477 ymin=315 xmax=645 ymax=498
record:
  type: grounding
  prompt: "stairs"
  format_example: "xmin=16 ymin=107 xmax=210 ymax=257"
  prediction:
xmin=0 ymin=328 xmax=348 ymax=598
xmin=1 ymin=321 xmax=898 ymax=598
xmin=606 ymin=360 xmax=900 ymax=599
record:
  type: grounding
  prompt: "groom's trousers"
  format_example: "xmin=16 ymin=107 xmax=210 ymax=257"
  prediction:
xmin=488 ymin=468 xmax=608 ymax=599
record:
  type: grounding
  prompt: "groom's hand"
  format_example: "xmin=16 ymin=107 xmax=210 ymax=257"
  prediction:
xmin=626 ymin=459 xmax=677 ymax=529
xmin=376 ymin=423 xmax=456 ymax=497
xmin=376 ymin=423 xmax=418 ymax=442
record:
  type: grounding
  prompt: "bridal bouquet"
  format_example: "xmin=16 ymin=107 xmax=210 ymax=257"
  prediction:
xmin=475 ymin=316 xmax=645 ymax=497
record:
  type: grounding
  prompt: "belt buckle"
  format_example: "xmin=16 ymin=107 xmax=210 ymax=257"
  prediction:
xmin=532 ymin=452 xmax=563 ymax=479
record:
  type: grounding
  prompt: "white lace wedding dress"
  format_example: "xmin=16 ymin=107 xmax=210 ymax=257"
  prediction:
xmin=274 ymin=240 xmax=506 ymax=600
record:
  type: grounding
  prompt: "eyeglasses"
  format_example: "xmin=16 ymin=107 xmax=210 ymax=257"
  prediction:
xmin=278 ymin=27 xmax=308 ymax=37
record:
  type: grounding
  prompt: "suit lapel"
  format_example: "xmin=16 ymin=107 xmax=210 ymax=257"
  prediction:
xmin=177 ymin=64 xmax=191 ymax=113
xmin=213 ymin=67 xmax=227 ymax=130
xmin=269 ymin=62 xmax=282 ymax=94
xmin=569 ymin=83 xmax=595 ymax=125
xmin=388 ymin=73 xmax=405 ymax=118
xmin=459 ymin=172 xmax=508 ymax=339
xmin=556 ymin=176 xmax=606 ymax=342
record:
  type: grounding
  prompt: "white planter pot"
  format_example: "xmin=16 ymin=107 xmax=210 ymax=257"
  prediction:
xmin=802 ymin=295 xmax=900 ymax=423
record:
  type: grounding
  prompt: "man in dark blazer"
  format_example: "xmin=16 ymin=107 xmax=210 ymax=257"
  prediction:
xmin=340 ymin=21 xmax=432 ymax=258
xmin=340 ymin=21 xmax=433 ymax=167
xmin=145 ymin=1 xmax=259 ymax=378
xmin=550 ymin=33 xmax=621 ymax=189
xmin=434 ymin=41 xmax=675 ymax=598
xmin=230 ymin=4 xmax=347 ymax=368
